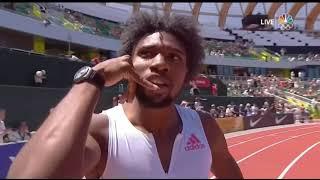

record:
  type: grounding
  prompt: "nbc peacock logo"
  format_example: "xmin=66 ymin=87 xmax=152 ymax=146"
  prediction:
xmin=277 ymin=13 xmax=294 ymax=31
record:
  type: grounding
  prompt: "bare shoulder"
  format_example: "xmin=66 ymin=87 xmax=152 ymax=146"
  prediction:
xmin=196 ymin=110 xmax=228 ymax=152
xmin=89 ymin=113 xmax=109 ymax=139
xmin=196 ymin=110 xmax=220 ymax=137
xmin=196 ymin=111 xmax=244 ymax=178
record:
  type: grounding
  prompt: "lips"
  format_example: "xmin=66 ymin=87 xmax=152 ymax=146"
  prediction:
xmin=147 ymin=75 xmax=170 ymax=88
xmin=146 ymin=75 xmax=171 ymax=93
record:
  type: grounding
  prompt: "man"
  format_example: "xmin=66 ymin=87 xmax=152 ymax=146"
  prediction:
xmin=8 ymin=12 xmax=243 ymax=179
xmin=112 ymin=96 xmax=118 ymax=107
xmin=0 ymin=109 xmax=6 ymax=136
xmin=0 ymin=109 xmax=7 ymax=144
xmin=251 ymin=104 xmax=259 ymax=116
xmin=194 ymin=97 xmax=203 ymax=111
xmin=189 ymin=80 xmax=200 ymax=97
xmin=211 ymin=83 xmax=217 ymax=96
xmin=244 ymin=103 xmax=252 ymax=116
xmin=209 ymin=104 xmax=218 ymax=118
xmin=34 ymin=70 xmax=47 ymax=86
xmin=117 ymin=94 xmax=125 ymax=104
xmin=225 ymin=104 xmax=233 ymax=117
xmin=238 ymin=104 xmax=245 ymax=117
xmin=9 ymin=121 xmax=31 ymax=142
xmin=2 ymin=133 xmax=10 ymax=143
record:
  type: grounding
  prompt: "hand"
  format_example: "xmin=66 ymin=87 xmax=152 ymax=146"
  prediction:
xmin=92 ymin=55 xmax=159 ymax=102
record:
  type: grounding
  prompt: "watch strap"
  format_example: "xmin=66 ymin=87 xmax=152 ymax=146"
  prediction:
xmin=88 ymin=70 xmax=105 ymax=90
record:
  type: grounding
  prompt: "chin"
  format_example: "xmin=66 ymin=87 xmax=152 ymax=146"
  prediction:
xmin=136 ymin=86 xmax=174 ymax=108
xmin=142 ymin=100 xmax=173 ymax=108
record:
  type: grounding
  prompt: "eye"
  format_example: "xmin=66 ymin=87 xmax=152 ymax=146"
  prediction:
xmin=168 ymin=53 xmax=182 ymax=63
xmin=139 ymin=51 xmax=154 ymax=59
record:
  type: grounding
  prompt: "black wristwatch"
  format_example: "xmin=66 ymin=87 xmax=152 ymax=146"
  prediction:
xmin=73 ymin=66 xmax=105 ymax=89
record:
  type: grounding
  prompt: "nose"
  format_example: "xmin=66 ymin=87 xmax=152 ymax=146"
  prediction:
xmin=150 ymin=53 xmax=169 ymax=73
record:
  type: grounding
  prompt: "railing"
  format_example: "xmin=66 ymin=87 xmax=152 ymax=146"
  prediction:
xmin=210 ymin=75 xmax=250 ymax=82
xmin=281 ymin=90 xmax=319 ymax=105
xmin=1 ymin=46 xmax=91 ymax=64
xmin=263 ymin=91 xmax=290 ymax=104
xmin=0 ymin=3 xmax=123 ymax=39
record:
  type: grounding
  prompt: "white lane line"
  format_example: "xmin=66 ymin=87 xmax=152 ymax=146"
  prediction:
xmin=226 ymin=123 xmax=318 ymax=139
xmin=277 ymin=141 xmax=320 ymax=179
xmin=236 ymin=131 xmax=320 ymax=164
xmin=228 ymin=126 xmax=319 ymax=148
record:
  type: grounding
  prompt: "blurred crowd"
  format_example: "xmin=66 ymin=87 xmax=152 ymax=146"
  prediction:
xmin=0 ymin=3 xmax=124 ymax=39
xmin=225 ymin=72 xmax=320 ymax=101
xmin=2 ymin=2 xmax=320 ymax=66
xmin=180 ymin=98 xmax=310 ymax=122
xmin=0 ymin=109 xmax=33 ymax=144
xmin=205 ymin=38 xmax=255 ymax=58
xmin=287 ymin=52 xmax=320 ymax=62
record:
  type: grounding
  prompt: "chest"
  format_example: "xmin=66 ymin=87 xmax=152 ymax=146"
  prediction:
xmin=106 ymin=131 xmax=212 ymax=178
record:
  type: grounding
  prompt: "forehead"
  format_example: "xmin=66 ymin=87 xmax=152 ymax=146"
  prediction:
xmin=134 ymin=32 xmax=186 ymax=54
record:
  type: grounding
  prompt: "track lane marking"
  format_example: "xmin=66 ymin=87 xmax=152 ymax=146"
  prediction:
xmin=277 ymin=141 xmax=320 ymax=179
xmin=226 ymin=123 xmax=318 ymax=140
xmin=228 ymin=126 xmax=320 ymax=148
xmin=236 ymin=131 xmax=320 ymax=164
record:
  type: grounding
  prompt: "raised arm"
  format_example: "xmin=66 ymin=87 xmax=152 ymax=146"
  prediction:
xmin=7 ymin=55 xmax=158 ymax=178
xmin=198 ymin=111 xmax=243 ymax=179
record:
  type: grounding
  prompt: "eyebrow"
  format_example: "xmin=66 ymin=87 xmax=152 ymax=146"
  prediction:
xmin=138 ymin=44 xmax=185 ymax=56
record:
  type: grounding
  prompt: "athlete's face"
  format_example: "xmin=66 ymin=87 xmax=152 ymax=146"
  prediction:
xmin=131 ymin=32 xmax=188 ymax=108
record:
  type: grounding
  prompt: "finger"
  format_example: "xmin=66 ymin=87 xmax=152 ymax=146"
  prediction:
xmin=127 ymin=68 xmax=159 ymax=90
xmin=117 ymin=55 xmax=131 ymax=61
xmin=126 ymin=80 xmax=137 ymax=103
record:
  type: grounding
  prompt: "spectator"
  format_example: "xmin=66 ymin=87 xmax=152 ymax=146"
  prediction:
xmin=9 ymin=121 xmax=31 ymax=142
xmin=0 ymin=109 xmax=6 ymax=136
xmin=302 ymin=107 xmax=309 ymax=122
xmin=244 ymin=103 xmax=252 ymax=116
xmin=37 ymin=4 xmax=51 ymax=27
xmin=298 ymin=71 xmax=305 ymax=80
xmin=219 ymin=106 xmax=226 ymax=118
xmin=189 ymin=81 xmax=200 ymax=97
xmin=117 ymin=94 xmax=125 ymax=104
xmin=34 ymin=70 xmax=47 ymax=86
xmin=112 ymin=96 xmax=118 ymax=107
xmin=211 ymin=84 xmax=218 ymax=96
xmin=3 ymin=134 xmax=10 ymax=143
xmin=209 ymin=104 xmax=218 ymax=118
xmin=233 ymin=104 xmax=240 ymax=117
xmin=260 ymin=101 xmax=269 ymax=114
xmin=238 ymin=104 xmax=245 ymax=117
xmin=194 ymin=97 xmax=203 ymax=111
xmin=225 ymin=104 xmax=233 ymax=117
xmin=280 ymin=48 xmax=286 ymax=56
xmin=251 ymin=104 xmax=259 ymax=116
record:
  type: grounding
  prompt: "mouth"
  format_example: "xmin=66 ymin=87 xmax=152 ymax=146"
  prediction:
xmin=146 ymin=75 xmax=171 ymax=94
xmin=147 ymin=75 xmax=170 ymax=87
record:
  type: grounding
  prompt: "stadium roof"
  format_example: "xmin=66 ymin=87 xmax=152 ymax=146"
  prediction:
xmin=104 ymin=3 xmax=320 ymax=31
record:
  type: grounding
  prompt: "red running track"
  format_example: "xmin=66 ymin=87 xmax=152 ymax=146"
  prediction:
xmin=209 ymin=123 xmax=320 ymax=179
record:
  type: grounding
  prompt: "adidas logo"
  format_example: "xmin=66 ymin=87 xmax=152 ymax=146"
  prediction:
xmin=184 ymin=133 xmax=205 ymax=151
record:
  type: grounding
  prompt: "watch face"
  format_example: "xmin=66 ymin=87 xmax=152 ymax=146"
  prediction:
xmin=74 ymin=66 xmax=91 ymax=83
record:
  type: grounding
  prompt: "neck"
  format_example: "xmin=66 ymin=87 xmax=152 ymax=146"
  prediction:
xmin=122 ymin=98 xmax=181 ymax=135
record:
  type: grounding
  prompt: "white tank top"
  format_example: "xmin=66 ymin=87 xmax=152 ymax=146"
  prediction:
xmin=100 ymin=104 xmax=212 ymax=179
